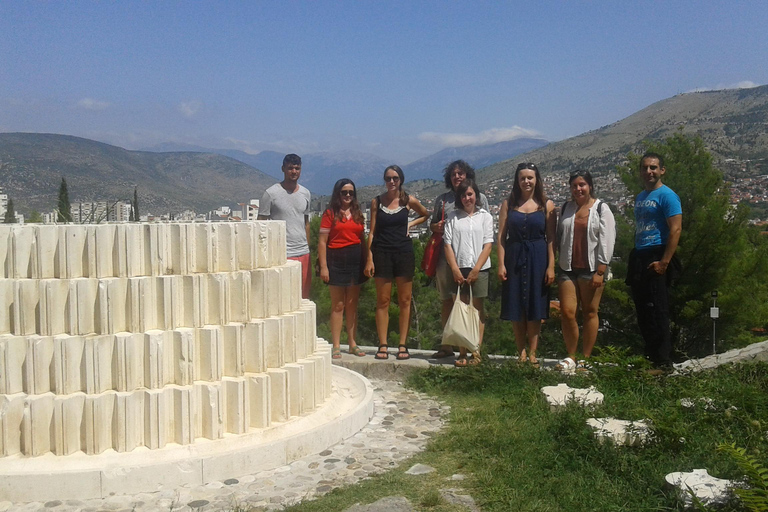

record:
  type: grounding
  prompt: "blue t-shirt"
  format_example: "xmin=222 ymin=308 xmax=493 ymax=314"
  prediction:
xmin=634 ymin=185 xmax=682 ymax=249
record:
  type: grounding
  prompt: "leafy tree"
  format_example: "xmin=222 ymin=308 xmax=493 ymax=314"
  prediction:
xmin=57 ymin=177 xmax=72 ymax=223
xmin=3 ymin=198 xmax=16 ymax=223
xmin=132 ymin=187 xmax=139 ymax=222
xmin=611 ymin=132 xmax=768 ymax=357
xmin=27 ymin=210 xmax=43 ymax=223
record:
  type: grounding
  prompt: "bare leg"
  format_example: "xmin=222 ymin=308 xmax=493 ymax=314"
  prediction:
xmin=395 ymin=276 xmax=413 ymax=352
xmin=512 ymin=320 xmax=528 ymax=359
xmin=559 ymin=278 xmax=580 ymax=359
xmin=344 ymin=285 xmax=361 ymax=347
xmin=576 ymin=279 xmax=604 ymax=358
xmin=328 ymin=285 xmax=346 ymax=349
xmin=526 ymin=319 xmax=542 ymax=363
xmin=374 ymin=277 xmax=392 ymax=347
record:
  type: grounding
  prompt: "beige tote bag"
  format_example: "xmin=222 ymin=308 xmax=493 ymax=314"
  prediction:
xmin=441 ymin=285 xmax=480 ymax=352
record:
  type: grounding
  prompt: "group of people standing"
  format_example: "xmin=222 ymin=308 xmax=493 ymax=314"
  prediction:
xmin=260 ymin=152 xmax=682 ymax=371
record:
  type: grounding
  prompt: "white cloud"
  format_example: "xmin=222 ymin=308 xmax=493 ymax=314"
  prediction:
xmin=417 ymin=126 xmax=541 ymax=147
xmin=178 ymin=100 xmax=202 ymax=119
xmin=76 ymin=98 xmax=110 ymax=111
xmin=686 ymin=81 xmax=761 ymax=93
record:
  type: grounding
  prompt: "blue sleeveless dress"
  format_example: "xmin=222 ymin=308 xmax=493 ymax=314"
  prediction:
xmin=500 ymin=209 xmax=550 ymax=321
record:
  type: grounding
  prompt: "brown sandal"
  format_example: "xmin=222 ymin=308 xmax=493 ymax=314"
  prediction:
xmin=375 ymin=345 xmax=389 ymax=360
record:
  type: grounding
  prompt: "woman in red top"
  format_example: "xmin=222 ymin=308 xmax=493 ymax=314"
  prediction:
xmin=318 ymin=179 xmax=368 ymax=359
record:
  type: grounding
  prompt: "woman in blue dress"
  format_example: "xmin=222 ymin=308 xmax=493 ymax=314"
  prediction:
xmin=497 ymin=162 xmax=556 ymax=366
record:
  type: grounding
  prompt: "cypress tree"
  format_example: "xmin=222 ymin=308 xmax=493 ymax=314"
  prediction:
xmin=57 ymin=177 xmax=72 ymax=223
xmin=3 ymin=198 xmax=16 ymax=223
xmin=133 ymin=187 xmax=139 ymax=222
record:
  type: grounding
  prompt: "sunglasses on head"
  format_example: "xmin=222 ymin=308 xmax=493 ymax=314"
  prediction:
xmin=340 ymin=189 xmax=355 ymax=197
xmin=384 ymin=175 xmax=400 ymax=182
xmin=570 ymin=170 xmax=588 ymax=178
xmin=516 ymin=162 xmax=538 ymax=171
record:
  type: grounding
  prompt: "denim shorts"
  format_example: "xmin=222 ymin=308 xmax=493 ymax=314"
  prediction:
xmin=558 ymin=268 xmax=595 ymax=282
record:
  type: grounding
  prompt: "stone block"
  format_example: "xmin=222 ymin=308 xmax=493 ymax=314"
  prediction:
xmin=25 ymin=335 xmax=54 ymax=394
xmin=284 ymin=363 xmax=304 ymax=416
xmin=39 ymin=279 xmax=69 ymax=336
xmin=0 ymin=393 xmax=25 ymax=455
xmin=52 ymin=334 xmax=85 ymax=395
xmin=223 ymin=377 xmax=249 ymax=434
xmin=288 ymin=260 xmax=301 ymax=312
xmin=228 ymin=271 xmax=249 ymax=324
xmin=144 ymin=330 xmax=174 ymax=390
xmin=196 ymin=326 xmax=223 ymax=382
xmin=280 ymin=265 xmax=293 ymax=314
xmin=127 ymin=277 xmax=157 ymax=333
xmin=0 ymin=336 xmax=26 ymax=394
xmin=280 ymin=314 xmax=297 ymax=364
xmin=84 ymin=226 xmax=98 ymax=278
xmin=61 ymin=225 xmax=88 ymax=279
xmin=205 ymin=273 xmax=225 ymax=326
xmin=83 ymin=392 xmax=116 ymax=454
xmin=171 ymin=385 xmax=195 ymax=445
xmin=247 ymin=373 xmax=270 ymax=428
xmin=52 ymin=393 xmax=85 ymax=455
xmin=83 ymin=334 xmax=115 ymax=394
xmin=541 ymin=383 xmax=604 ymax=411
xmin=266 ymin=268 xmax=282 ymax=317
xmin=167 ymin=223 xmax=190 ymax=275
xmin=100 ymin=277 xmax=128 ymax=334
xmin=146 ymin=223 xmax=163 ymax=277
xmin=255 ymin=222 xmax=270 ymax=268
xmin=182 ymin=274 xmax=202 ymax=328
xmin=21 ymin=392 xmax=55 ymax=456
xmin=113 ymin=332 xmax=144 ymax=392
xmin=293 ymin=310 xmax=309 ymax=360
xmin=222 ymin=323 xmax=244 ymax=377
xmin=14 ymin=279 xmax=40 ymax=336
xmin=243 ymin=320 xmax=265 ymax=374
xmin=665 ymin=469 xmax=733 ymax=506
xmin=196 ymin=382 xmax=224 ymax=440
xmin=296 ymin=359 xmax=317 ymax=412
xmin=143 ymin=388 xmax=171 ymax=449
xmin=307 ymin=354 xmax=327 ymax=405
xmin=114 ymin=390 xmax=144 ymax=452
xmin=94 ymin=224 xmax=117 ymax=278
xmin=268 ymin=221 xmax=286 ymax=266
xmin=263 ymin=317 xmax=284 ymax=369
xmin=0 ymin=280 xmax=14 ymax=334
xmin=267 ymin=368 xmax=289 ymax=423
xmin=249 ymin=269 xmax=268 ymax=319
xmin=0 ymin=226 xmax=12 ymax=279
xmin=173 ymin=328 xmax=196 ymax=385
xmin=34 ymin=225 xmax=61 ymax=279
xmin=212 ymin=223 xmax=236 ymax=272
xmin=586 ymin=417 xmax=652 ymax=446
xmin=70 ymin=278 xmax=99 ymax=336
xmin=11 ymin=225 xmax=36 ymax=279
xmin=234 ymin=222 xmax=257 ymax=270
xmin=193 ymin=223 xmax=213 ymax=273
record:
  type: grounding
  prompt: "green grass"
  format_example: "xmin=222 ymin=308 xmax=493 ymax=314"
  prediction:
xmin=281 ymin=359 xmax=768 ymax=512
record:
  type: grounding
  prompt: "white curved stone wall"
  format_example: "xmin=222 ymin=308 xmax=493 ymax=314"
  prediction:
xmin=0 ymin=222 xmax=330 ymax=458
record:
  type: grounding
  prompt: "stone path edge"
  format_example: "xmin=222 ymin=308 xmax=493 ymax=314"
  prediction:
xmin=0 ymin=366 xmax=375 ymax=503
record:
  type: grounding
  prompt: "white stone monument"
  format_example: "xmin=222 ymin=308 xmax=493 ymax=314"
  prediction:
xmin=0 ymin=222 xmax=373 ymax=501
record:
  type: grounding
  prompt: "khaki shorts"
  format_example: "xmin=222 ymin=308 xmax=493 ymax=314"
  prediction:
xmin=436 ymin=258 xmax=489 ymax=299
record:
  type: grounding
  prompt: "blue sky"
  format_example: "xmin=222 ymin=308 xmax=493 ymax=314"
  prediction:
xmin=2 ymin=1 xmax=767 ymax=164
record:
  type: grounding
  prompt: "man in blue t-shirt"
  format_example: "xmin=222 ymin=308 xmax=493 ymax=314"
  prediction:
xmin=626 ymin=152 xmax=682 ymax=369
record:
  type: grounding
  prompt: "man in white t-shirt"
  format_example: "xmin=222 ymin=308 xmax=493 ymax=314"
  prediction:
xmin=258 ymin=154 xmax=312 ymax=298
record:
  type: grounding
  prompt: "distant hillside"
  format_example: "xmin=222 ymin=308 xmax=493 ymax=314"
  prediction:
xmin=481 ymin=85 xmax=768 ymax=185
xmin=143 ymin=143 xmax=390 ymax=195
xmin=403 ymin=137 xmax=550 ymax=181
xmin=0 ymin=133 xmax=277 ymax=215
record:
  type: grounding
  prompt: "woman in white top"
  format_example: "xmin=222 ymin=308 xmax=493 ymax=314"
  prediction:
xmin=555 ymin=170 xmax=616 ymax=370
xmin=443 ymin=179 xmax=494 ymax=367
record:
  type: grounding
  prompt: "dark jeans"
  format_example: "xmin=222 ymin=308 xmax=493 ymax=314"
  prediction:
xmin=626 ymin=246 xmax=679 ymax=366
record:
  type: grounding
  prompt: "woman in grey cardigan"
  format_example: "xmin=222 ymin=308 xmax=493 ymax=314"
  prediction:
xmin=555 ymin=170 xmax=616 ymax=371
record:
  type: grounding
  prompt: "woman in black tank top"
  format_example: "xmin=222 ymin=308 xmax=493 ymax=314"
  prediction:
xmin=365 ymin=165 xmax=429 ymax=360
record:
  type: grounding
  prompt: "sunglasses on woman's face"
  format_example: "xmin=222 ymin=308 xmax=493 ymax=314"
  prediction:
xmin=384 ymin=175 xmax=400 ymax=182
xmin=340 ymin=190 xmax=354 ymax=197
